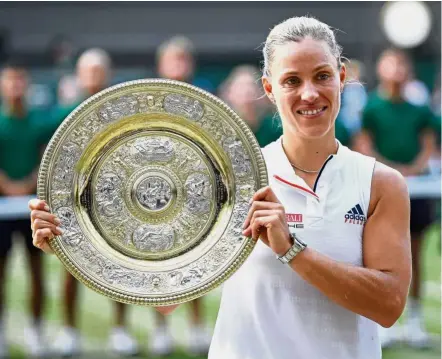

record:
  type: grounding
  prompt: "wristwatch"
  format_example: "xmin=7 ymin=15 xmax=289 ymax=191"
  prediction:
xmin=277 ymin=232 xmax=307 ymax=264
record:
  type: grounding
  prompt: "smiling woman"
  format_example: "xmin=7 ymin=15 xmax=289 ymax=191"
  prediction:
xmin=207 ymin=16 xmax=412 ymax=359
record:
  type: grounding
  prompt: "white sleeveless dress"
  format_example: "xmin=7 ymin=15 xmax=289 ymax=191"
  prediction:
xmin=208 ymin=138 xmax=380 ymax=359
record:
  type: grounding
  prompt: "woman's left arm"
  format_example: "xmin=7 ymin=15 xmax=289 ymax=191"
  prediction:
xmin=244 ymin=162 xmax=412 ymax=328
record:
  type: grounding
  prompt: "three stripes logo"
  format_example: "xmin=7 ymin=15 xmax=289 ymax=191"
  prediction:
xmin=345 ymin=204 xmax=366 ymax=225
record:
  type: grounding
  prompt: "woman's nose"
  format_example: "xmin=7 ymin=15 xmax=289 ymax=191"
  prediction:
xmin=300 ymin=83 xmax=319 ymax=102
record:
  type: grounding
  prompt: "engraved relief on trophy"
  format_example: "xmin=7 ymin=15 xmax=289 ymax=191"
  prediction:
xmin=96 ymin=173 xmax=124 ymax=217
xmin=53 ymin=206 xmax=83 ymax=246
xmin=55 ymin=206 xmax=76 ymax=229
xmin=184 ymin=173 xmax=212 ymax=214
xmin=70 ymin=112 xmax=102 ymax=149
xmin=98 ymin=95 xmax=138 ymax=123
xmin=223 ymin=137 xmax=252 ymax=177
xmin=163 ymin=93 xmax=204 ymax=121
xmin=135 ymin=176 xmax=172 ymax=211
xmin=133 ymin=92 xmax=166 ymax=113
xmin=132 ymin=224 xmax=175 ymax=252
xmin=130 ymin=137 xmax=175 ymax=163
xmin=53 ymin=142 xmax=81 ymax=186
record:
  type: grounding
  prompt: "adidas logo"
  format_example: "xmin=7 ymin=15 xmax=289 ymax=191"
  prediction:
xmin=344 ymin=204 xmax=366 ymax=225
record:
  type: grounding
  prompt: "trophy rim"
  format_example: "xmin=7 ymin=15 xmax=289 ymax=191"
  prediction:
xmin=37 ymin=78 xmax=268 ymax=306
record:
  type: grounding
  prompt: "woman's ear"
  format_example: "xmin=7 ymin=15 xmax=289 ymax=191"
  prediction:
xmin=339 ymin=64 xmax=346 ymax=93
xmin=262 ymin=76 xmax=275 ymax=104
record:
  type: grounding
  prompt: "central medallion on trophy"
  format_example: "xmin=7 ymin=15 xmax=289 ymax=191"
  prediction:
xmin=135 ymin=176 xmax=172 ymax=211
xmin=132 ymin=173 xmax=175 ymax=213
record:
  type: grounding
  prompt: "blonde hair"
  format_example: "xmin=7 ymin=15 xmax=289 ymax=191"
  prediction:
xmin=262 ymin=16 xmax=343 ymax=77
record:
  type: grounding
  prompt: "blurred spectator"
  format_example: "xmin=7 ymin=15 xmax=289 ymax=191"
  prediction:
xmin=335 ymin=113 xmax=352 ymax=148
xmin=403 ymin=78 xmax=431 ymax=107
xmin=47 ymin=34 xmax=77 ymax=78
xmin=153 ymin=35 xmax=212 ymax=357
xmin=0 ymin=57 xmax=54 ymax=357
xmin=354 ymin=48 xmax=437 ymax=349
xmin=429 ymin=78 xmax=441 ymax=173
xmin=57 ymin=74 xmax=81 ymax=107
xmin=218 ymin=64 xmax=282 ymax=147
xmin=431 ymin=73 xmax=441 ymax=153
xmin=339 ymin=59 xmax=368 ymax=135
xmin=157 ymin=35 xmax=214 ymax=93
xmin=51 ymin=48 xmax=139 ymax=357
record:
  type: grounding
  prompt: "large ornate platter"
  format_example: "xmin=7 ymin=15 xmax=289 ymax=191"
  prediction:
xmin=37 ymin=79 xmax=267 ymax=306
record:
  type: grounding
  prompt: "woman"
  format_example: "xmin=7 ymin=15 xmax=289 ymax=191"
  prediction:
xmin=29 ymin=16 xmax=411 ymax=359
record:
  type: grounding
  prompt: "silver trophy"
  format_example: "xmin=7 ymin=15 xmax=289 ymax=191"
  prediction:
xmin=37 ymin=79 xmax=267 ymax=305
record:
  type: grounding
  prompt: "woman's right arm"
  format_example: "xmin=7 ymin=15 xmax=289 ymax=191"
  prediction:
xmin=28 ymin=198 xmax=181 ymax=315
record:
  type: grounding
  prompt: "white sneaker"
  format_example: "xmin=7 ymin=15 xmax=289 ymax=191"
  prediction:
xmin=24 ymin=324 xmax=47 ymax=357
xmin=378 ymin=323 xmax=404 ymax=349
xmin=187 ymin=325 xmax=212 ymax=356
xmin=108 ymin=327 xmax=139 ymax=357
xmin=150 ymin=326 xmax=173 ymax=356
xmin=406 ymin=316 xmax=431 ymax=349
xmin=52 ymin=326 xmax=81 ymax=357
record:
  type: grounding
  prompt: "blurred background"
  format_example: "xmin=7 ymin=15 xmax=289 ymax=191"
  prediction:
xmin=0 ymin=1 xmax=440 ymax=359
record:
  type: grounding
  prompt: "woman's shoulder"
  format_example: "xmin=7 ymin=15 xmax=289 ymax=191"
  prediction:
xmin=368 ymin=162 xmax=408 ymax=216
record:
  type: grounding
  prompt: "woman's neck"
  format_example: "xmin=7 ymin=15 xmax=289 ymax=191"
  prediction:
xmin=282 ymin=129 xmax=338 ymax=172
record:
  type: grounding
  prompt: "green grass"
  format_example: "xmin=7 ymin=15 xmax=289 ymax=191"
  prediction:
xmin=382 ymin=223 xmax=441 ymax=359
xmin=5 ymin=224 xmax=441 ymax=358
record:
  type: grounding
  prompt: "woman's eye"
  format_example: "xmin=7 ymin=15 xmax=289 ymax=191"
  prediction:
xmin=285 ymin=77 xmax=300 ymax=85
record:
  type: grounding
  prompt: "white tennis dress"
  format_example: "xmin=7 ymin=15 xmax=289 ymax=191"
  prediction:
xmin=208 ymin=137 xmax=380 ymax=359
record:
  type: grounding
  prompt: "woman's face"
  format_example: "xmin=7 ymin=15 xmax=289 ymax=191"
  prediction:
xmin=263 ymin=37 xmax=345 ymax=139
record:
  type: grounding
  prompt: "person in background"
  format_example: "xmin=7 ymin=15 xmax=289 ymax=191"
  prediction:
xmin=51 ymin=48 xmax=139 ymax=357
xmin=0 ymin=58 xmax=53 ymax=357
xmin=430 ymin=74 xmax=441 ymax=168
xmin=334 ymin=112 xmax=351 ymax=148
xmin=338 ymin=59 xmax=367 ymax=136
xmin=47 ymin=34 xmax=77 ymax=82
xmin=354 ymin=48 xmax=436 ymax=349
xmin=157 ymin=35 xmax=214 ymax=93
xmin=151 ymin=35 xmax=213 ymax=357
xmin=57 ymin=74 xmax=81 ymax=107
xmin=218 ymin=65 xmax=282 ymax=147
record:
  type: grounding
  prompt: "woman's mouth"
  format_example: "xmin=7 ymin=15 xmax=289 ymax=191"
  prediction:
xmin=297 ymin=106 xmax=327 ymax=117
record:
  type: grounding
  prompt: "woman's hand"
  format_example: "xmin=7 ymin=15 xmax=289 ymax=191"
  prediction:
xmin=242 ymin=186 xmax=292 ymax=256
xmin=28 ymin=198 xmax=63 ymax=254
